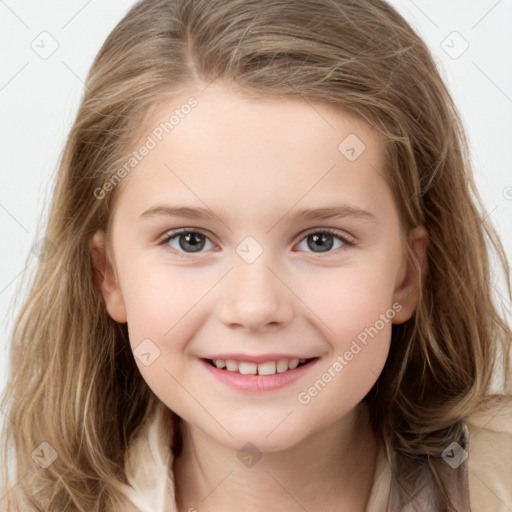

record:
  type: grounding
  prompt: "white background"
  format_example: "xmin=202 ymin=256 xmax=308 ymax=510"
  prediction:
xmin=1 ymin=1 xmax=511 ymax=400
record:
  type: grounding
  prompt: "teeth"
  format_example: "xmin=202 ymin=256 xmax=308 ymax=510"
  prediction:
xmin=276 ymin=359 xmax=289 ymax=373
xmin=211 ymin=358 xmax=309 ymax=375
xmin=288 ymin=359 xmax=299 ymax=370
xmin=226 ymin=360 xmax=238 ymax=372
xmin=258 ymin=361 xmax=277 ymax=375
xmin=239 ymin=362 xmax=257 ymax=375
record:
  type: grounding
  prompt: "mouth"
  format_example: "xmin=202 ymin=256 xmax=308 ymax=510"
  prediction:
xmin=200 ymin=356 xmax=320 ymax=392
xmin=202 ymin=357 xmax=319 ymax=376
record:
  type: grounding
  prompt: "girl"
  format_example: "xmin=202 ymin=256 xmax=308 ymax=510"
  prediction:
xmin=1 ymin=0 xmax=511 ymax=510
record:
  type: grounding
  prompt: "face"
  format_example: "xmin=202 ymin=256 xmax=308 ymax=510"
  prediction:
xmin=92 ymin=82 xmax=427 ymax=453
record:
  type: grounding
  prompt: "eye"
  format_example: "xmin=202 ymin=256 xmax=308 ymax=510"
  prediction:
xmin=159 ymin=227 xmax=355 ymax=257
xmin=296 ymin=228 xmax=354 ymax=254
xmin=160 ymin=229 xmax=215 ymax=255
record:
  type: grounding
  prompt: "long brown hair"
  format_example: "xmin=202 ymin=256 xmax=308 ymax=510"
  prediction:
xmin=1 ymin=0 xmax=511 ymax=510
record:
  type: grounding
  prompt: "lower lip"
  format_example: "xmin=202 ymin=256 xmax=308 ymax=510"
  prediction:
xmin=200 ymin=358 xmax=319 ymax=392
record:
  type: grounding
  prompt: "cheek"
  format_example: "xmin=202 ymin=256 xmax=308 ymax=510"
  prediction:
xmin=296 ymin=272 xmax=394 ymax=420
xmin=120 ymin=265 xmax=206 ymax=404
xmin=296 ymin=335 xmax=390 ymax=430
xmin=120 ymin=263 xmax=219 ymax=399
xmin=121 ymin=262 xmax=206 ymax=345
xmin=295 ymin=266 xmax=395 ymax=400
xmin=304 ymin=263 xmax=398 ymax=340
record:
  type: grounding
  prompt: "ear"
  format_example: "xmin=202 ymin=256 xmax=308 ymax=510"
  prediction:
xmin=392 ymin=225 xmax=429 ymax=324
xmin=90 ymin=230 xmax=127 ymax=323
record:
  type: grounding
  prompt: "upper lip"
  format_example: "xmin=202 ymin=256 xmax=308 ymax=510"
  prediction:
xmin=202 ymin=353 xmax=317 ymax=364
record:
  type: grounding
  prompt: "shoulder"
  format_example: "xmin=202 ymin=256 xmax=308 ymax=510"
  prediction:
xmin=464 ymin=394 xmax=512 ymax=512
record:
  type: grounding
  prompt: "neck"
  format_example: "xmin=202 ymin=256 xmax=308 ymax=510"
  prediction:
xmin=173 ymin=402 xmax=379 ymax=512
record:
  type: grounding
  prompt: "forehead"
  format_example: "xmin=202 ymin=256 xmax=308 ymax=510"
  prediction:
xmin=113 ymin=83 xmax=394 ymax=226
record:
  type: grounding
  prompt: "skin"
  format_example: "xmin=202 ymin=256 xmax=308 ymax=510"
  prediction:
xmin=91 ymin=81 xmax=428 ymax=511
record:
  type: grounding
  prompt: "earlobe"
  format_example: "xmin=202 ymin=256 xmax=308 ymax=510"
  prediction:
xmin=90 ymin=230 xmax=127 ymax=324
xmin=392 ymin=226 xmax=429 ymax=324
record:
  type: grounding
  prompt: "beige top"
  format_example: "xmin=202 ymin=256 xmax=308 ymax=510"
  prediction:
xmin=8 ymin=395 xmax=512 ymax=511
xmin=366 ymin=394 xmax=512 ymax=511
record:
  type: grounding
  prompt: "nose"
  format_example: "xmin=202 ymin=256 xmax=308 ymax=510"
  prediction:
xmin=215 ymin=256 xmax=295 ymax=332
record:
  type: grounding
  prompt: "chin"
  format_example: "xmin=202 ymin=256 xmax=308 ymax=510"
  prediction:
xmin=208 ymin=424 xmax=308 ymax=454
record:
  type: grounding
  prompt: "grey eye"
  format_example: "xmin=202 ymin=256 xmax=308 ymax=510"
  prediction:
xmin=297 ymin=232 xmax=346 ymax=253
xmin=165 ymin=231 xmax=214 ymax=253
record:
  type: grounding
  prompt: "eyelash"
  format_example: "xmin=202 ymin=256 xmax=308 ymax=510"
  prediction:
xmin=158 ymin=227 xmax=355 ymax=258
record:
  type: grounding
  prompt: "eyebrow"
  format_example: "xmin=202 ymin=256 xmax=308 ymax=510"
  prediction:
xmin=138 ymin=204 xmax=377 ymax=224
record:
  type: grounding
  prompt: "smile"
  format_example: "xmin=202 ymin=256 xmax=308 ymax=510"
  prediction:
xmin=205 ymin=357 xmax=315 ymax=375
xmin=200 ymin=357 xmax=319 ymax=392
